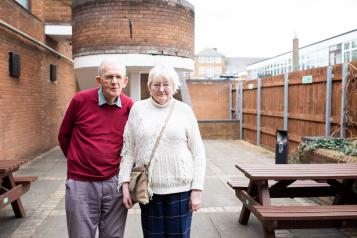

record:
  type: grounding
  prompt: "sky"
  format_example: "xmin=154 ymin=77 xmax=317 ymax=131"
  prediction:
xmin=188 ymin=0 xmax=357 ymax=58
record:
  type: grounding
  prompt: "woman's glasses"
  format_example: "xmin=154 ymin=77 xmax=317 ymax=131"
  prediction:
xmin=152 ymin=83 xmax=171 ymax=90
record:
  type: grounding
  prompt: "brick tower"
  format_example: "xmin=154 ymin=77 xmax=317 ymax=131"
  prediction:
xmin=72 ymin=0 xmax=195 ymax=101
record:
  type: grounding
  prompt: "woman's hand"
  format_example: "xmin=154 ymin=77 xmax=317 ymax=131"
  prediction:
xmin=189 ymin=189 xmax=202 ymax=212
xmin=122 ymin=183 xmax=133 ymax=209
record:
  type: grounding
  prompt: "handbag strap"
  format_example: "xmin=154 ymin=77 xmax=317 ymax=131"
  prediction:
xmin=144 ymin=99 xmax=176 ymax=168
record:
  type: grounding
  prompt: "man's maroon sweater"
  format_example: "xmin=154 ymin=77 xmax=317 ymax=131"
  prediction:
xmin=58 ymin=88 xmax=133 ymax=181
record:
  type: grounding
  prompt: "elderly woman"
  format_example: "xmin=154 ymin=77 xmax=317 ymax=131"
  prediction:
xmin=118 ymin=65 xmax=206 ymax=238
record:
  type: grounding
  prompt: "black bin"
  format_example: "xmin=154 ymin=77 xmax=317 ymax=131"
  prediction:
xmin=275 ymin=130 xmax=288 ymax=164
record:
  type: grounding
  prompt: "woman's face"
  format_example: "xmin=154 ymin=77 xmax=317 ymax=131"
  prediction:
xmin=149 ymin=77 xmax=174 ymax=105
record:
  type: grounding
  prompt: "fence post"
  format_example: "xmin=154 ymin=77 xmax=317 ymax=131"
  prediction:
xmin=340 ymin=63 xmax=348 ymax=138
xmin=283 ymin=73 xmax=289 ymax=131
xmin=228 ymin=80 xmax=232 ymax=120
xmin=235 ymin=83 xmax=239 ymax=119
xmin=257 ymin=78 xmax=261 ymax=146
xmin=325 ymin=66 xmax=333 ymax=137
xmin=239 ymin=82 xmax=244 ymax=140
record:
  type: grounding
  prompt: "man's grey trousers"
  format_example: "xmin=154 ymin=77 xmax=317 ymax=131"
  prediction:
xmin=65 ymin=176 xmax=128 ymax=238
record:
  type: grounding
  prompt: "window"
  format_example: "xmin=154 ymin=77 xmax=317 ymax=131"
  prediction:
xmin=199 ymin=67 xmax=205 ymax=75
xmin=215 ymin=57 xmax=221 ymax=64
xmin=306 ymin=55 xmax=311 ymax=69
xmin=344 ymin=42 xmax=350 ymax=50
xmin=215 ymin=67 xmax=221 ymax=75
xmin=15 ymin=0 xmax=30 ymax=10
xmin=342 ymin=39 xmax=357 ymax=63
xmin=352 ymin=50 xmax=357 ymax=61
xmin=206 ymin=67 xmax=213 ymax=77
xmin=352 ymin=40 xmax=357 ymax=48
xmin=344 ymin=52 xmax=350 ymax=62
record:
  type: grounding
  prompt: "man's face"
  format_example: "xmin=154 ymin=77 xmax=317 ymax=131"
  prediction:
xmin=96 ymin=64 xmax=128 ymax=103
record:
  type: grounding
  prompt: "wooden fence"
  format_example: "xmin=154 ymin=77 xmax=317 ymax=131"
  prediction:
xmin=232 ymin=62 xmax=357 ymax=154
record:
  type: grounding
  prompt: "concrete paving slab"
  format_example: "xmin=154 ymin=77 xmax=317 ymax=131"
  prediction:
xmin=124 ymin=215 xmax=143 ymax=238
xmin=204 ymin=212 xmax=262 ymax=238
xmin=190 ymin=213 xmax=222 ymax=238
xmin=31 ymin=214 xmax=67 ymax=238
xmin=201 ymin=177 xmax=241 ymax=207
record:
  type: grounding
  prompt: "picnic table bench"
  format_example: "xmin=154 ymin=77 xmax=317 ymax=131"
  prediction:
xmin=228 ymin=163 xmax=357 ymax=238
xmin=227 ymin=179 xmax=335 ymax=198
xmin=0 ymin=159 xmax=38 ymax=218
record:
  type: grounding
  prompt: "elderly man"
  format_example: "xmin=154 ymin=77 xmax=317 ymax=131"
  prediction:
xmin=58 ymin=60 xmax=133 ymax=238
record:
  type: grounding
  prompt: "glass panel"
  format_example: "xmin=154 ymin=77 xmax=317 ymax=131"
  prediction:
xmin=352 ymin=40 xmax=357 ymax=48
xmin=344 ymin=42 xmax=350 ymax=50
xmin=344 ymin=52 xmax=350 ymax=62
xmin=352 ymin=50 xmax=357 ymax=61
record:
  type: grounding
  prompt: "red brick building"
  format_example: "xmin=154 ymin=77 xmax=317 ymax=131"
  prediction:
xmin=0 ymin=0 xmax=76 ymax=161
xmin=194 ymin=48 xmax=225 ymax=79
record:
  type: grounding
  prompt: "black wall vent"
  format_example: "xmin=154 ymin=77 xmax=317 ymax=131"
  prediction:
xmin=50 ymin=64 xmax=57 ymax=82
xmin=9 ymin=52 xmax=20 ymax=78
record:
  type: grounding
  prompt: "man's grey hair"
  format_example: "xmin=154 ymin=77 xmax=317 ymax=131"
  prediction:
xmin=147 ymin=65 xmax=181 ymax=93
xmin=97 ymin=59 xmax=126 ymax=76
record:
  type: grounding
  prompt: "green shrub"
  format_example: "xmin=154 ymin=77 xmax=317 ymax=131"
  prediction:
xmin=298 ymin=138 xmax=357 ymax=156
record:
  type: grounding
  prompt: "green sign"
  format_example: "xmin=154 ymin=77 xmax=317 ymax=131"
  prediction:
xmin=3 ymin=197 xmax=8 ymax=204
xmin=302 ymin=75 xmax=313 ymax=84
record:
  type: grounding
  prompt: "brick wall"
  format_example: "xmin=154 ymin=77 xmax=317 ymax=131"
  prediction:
xmin=72 ymin=0 xmax=195 ymax=58
xmin=30 ymin=0 xmax=44 ymax=21
xmin=0 ymin=21 xmax=76 ymax=161
xmin=31 ymin=0 xmax=72 ymax=23
xmin=44 ymin=0 xmax=71 ymax=23
xmin=198 ymin=121 xmax=240 ymax=139
xmin=45 ymin=36 xmax=73 ymax=59
xmin=0 ymin=0 xmax=43 ymax=41
xmin=186 ymin=80 xmax=230 ymax=120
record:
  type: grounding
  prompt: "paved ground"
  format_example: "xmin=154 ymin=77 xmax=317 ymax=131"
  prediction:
xmin=0 ymin=140 xmax=356 ymax=238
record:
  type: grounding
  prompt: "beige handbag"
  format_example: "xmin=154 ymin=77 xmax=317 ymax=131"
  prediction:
xmin=128 ymin=100 xmax=175 ymax=204
xmin=128 ymin=166 xmax=148 ymax=204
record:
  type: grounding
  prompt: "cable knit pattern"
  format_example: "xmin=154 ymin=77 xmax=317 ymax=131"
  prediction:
xmin=118 ymin=98 xmax=206 ymax=197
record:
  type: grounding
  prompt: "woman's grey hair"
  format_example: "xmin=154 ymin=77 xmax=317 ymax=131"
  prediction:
xmin=97 ymin=59 xmax=126 ymax=76
xmin=147 ymin=65 xmax=181 ymax=93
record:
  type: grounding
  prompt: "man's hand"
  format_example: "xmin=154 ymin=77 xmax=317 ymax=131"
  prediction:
xmin=122 ymin=183 xmax=133 ymax=209
xmin=189 ymin=189 xmax=202 ymax=212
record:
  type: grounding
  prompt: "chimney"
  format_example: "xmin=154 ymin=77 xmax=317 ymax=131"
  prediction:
xmin=212 ymin=48 xmax=217 ymax=52
xmin=292 ymin=36 xmax=299 ymax=71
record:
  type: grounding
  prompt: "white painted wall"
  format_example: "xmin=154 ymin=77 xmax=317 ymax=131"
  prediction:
xmin=129 ymin=72 xmax=141 ymax=101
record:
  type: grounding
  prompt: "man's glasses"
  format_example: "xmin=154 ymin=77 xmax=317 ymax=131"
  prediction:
xmin=152 ymin=83 xmax=171 ymax=90
xmin=102 ymin=74 xmax=125 ymax=83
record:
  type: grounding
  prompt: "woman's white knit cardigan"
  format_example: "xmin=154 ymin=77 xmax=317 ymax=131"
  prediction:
xmin=118 ymin=97 xmax=206 ymax=197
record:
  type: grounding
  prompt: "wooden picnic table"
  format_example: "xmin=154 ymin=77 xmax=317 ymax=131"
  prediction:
xmin=0 ymin=160 xmax=37 ymax=218
xmin=232 ymin=163 xmax=357 ymax=238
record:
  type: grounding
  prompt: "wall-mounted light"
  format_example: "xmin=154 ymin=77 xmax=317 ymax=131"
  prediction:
xmin=50 ymin=64 xmax=57 ymax=82
xmin=9 ymin=52 xmax=21 ymax=78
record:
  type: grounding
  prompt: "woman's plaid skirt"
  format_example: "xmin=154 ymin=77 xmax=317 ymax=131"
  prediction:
xmin=140 ymin=191 xmax=193 ymax=238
